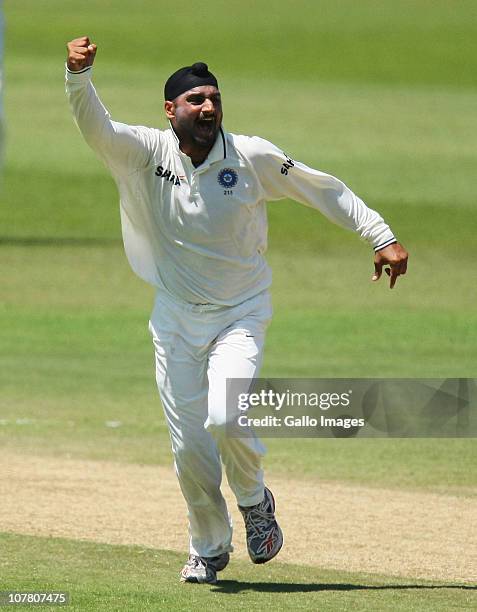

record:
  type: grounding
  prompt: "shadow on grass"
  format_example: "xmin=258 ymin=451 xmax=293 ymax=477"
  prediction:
xmin=212 ymin=581 xmax=476 ymax=594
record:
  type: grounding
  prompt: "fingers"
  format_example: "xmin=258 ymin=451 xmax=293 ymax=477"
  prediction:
xmin=392 ymin=256 xmax=409 ymax=288
xmin=70 ymin=36 xmax=91 ymax=46
xmin=386 ymin=260 xmax=408 ymax=288
xmin=389 ymin=266 xmax=398 ymax=289
xmin=86 ymin=43 xmax=97 ymax=64
xmin=372 ymin=261 xmax=382 ymax=282
xmin=66 ymin=37 xmax=97 ymax=71
xmin=373 ymin=242 xmax=409 ymax=289
xmin=380 ymin=265 xmax=398 ymax=289
xmin=67 ymin=44 xmax=96 ymax=59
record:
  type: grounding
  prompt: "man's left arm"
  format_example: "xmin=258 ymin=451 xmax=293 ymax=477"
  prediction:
xmin=246 ymin=137 xmax=408 ymax=289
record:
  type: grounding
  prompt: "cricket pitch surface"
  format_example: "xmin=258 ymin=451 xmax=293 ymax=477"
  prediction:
xmin=1 ymin=450 xmax=475 ymax=583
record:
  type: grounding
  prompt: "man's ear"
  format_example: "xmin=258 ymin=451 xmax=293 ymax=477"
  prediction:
xmin=164 ymin=100 xmax=175 ymax=120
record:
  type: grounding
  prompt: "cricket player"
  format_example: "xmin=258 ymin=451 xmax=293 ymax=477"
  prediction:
xmin=66 ymin=37 xmax=408 ymax=584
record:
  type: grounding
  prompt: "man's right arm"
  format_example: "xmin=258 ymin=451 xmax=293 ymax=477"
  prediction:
xmin=65 ymin=36 xmax=158 ymax=173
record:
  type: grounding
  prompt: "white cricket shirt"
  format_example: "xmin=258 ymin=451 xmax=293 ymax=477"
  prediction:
xmin=66 ymin=67 xmax=396 ymax=306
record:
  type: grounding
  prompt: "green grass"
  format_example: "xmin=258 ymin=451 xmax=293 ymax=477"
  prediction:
xmin=7 ymin=0 xmax=477 ymax=88
xmin=1 ymin=0 xmax=476 ymax=488
xmin=3 ymin=77 xmax=477 ymax=239
xmin=0 ymin=244 xmax=475 ymax=491
xmin=1 ymin=534 xmax=474 ymax=612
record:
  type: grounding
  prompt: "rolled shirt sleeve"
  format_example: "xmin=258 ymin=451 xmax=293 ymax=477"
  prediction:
xmin=243 ymin=136 xmax=396 ymax=251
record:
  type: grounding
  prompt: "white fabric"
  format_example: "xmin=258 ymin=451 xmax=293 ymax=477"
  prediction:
xmin=65 ymin=66 xmax=396 ymax=307
xmin=149 ymin=289 xmax=272 ymax=557
xmin=66 ymin=66 xmax=397 ymax=557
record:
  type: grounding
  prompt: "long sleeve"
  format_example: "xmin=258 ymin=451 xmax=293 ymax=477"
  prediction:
xmin=65 ymin=66 xmax=161 ymax=174
xmin=243 ymin=136 xmax=396 ymax=251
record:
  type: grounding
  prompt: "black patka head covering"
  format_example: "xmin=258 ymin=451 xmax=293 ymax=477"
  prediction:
xmin=164 ymin=62 xmax=218 ymax=101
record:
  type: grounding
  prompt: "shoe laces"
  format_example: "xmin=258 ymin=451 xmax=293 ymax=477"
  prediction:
xmin=187 ymin=554 xmax=208 ymax=569
xmin=242 ymin=500 xmax=275 ymax=539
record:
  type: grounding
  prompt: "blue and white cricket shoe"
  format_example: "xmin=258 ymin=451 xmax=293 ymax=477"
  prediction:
xmin=238 ymin=487 xmax=284 ymax=564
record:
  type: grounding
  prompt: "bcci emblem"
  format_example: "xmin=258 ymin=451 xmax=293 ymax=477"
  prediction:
xmin=217 ymin=168 xmax=238 ymax=189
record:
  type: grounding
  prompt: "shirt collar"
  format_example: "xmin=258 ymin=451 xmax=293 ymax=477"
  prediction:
xmin=169 ymin=122 xmax=227 ymax=169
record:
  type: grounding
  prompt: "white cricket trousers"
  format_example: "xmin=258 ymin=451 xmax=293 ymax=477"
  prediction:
xmin=148 ymin=288 xmax=272 ymax=558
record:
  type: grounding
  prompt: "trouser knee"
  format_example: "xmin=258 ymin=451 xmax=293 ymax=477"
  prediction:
xmin=173 ymin=441 xmax=222 ymax=500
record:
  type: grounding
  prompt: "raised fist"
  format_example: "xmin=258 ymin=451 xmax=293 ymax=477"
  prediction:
xmin=66 ymin=36 xmax=97 ymax=72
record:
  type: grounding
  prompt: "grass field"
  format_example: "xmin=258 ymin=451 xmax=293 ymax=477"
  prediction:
xmin=1 ymin=1 xmax=477 ymax=610
xmin=1 ymin=533 xmax=475 ymax=612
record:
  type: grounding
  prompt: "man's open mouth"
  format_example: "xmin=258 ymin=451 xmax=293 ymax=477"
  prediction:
xmin=196 ymin=117 xmax=215 ymax=132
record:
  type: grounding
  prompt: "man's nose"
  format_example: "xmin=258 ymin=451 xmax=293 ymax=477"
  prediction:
xmin=201 ymin=99 xmax=214 ymax=113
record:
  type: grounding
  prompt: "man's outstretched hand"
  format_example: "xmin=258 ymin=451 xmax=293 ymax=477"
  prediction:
xmin=372 ymin=242 xmax=408 ymax=289
xmin=66 ymin=36 xmax=97 ymax=72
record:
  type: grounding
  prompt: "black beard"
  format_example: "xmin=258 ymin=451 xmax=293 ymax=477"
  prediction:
xmin=172 ymin=120 xmax=221 ymax=152
xmin=192 ymin=121 xmax=219 ymax=147
xmin=191 ymin=131 xmax=218 ymax=148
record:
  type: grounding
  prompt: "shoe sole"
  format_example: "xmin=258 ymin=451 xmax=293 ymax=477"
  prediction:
xmin=180 ymin=572 xmax=217 ymax=585
xmin=180 ymin=578 xmax=218 ymax=584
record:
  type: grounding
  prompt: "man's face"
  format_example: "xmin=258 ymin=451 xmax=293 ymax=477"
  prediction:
xmin=165 ymin=86 xmax=223 ymax=149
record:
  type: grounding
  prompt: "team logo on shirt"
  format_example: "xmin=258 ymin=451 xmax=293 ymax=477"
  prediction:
xmin=217 ymin=168 xmax=238 ymax=188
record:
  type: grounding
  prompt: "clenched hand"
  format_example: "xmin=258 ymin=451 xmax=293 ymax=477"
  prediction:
xmin=66 ymin=36 xmax=97 ymax=72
